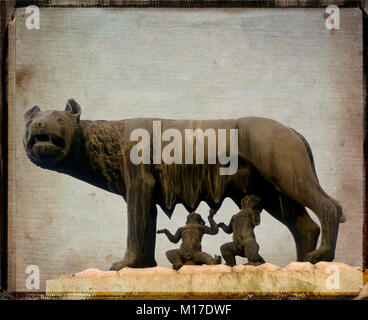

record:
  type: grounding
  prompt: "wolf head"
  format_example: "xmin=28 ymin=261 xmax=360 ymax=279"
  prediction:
xmin=23 ymin=99 xmax=81 ymax=166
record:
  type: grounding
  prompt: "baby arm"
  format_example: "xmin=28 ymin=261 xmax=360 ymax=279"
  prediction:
xmin=218 ymin=217 xmax=234 ymax=234
xmin=157 ymin=227 xmax=183 ymax=243
xmin=203 ymin=209 xmax=219 ymax=235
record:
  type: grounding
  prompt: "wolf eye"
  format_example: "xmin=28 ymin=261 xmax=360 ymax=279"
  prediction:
xmin=57 ymin=118 xmax=65 ymax=125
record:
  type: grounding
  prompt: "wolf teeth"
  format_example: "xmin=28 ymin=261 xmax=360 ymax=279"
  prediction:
xmin=30 ymin=134 xmax=65 ymax=149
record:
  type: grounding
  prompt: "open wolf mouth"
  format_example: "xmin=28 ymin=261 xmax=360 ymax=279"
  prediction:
xmin=29 ymin=134 xmax=66 ymax=150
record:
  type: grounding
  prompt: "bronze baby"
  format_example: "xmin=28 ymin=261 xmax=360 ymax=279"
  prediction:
xmin=157 ymin=209 xmax=222 ymax=270
xmin=218 ymin=195 xmax=265 ymax=266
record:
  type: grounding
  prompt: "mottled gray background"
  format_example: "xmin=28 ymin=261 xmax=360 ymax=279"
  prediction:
xmin=8 ymin=8 xmax=363 ymax=291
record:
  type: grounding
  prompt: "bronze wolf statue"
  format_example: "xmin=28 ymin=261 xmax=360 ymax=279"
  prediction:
xmin=23 ymin=99 xmax=344 ymax=270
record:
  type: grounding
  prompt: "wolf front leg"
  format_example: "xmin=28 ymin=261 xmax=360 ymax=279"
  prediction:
xmin=110 ymin=175 xmax=157 ymax=270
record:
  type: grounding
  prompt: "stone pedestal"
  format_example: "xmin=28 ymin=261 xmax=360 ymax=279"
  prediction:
xmin=46 ymin=262 xmax=364 ymax=299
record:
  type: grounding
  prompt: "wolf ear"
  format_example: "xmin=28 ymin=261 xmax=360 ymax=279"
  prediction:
xmin=24 ymin=105 xmax=40 ymax=122
xmin=65 ymin=99 xmax=81 ymax=121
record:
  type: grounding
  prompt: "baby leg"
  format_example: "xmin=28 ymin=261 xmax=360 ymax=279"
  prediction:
xmin=220 ymin=242 xmax=239 ymax=267
xmin=166 ymin=249 xmax=184 ymax=270
xmin=243 ymin=239 xmax=265 ymax=266
xmin=193 ymin=251 xmax=222 ymax=265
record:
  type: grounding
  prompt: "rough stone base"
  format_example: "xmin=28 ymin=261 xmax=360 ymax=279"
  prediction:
xmin=46 ymin=262 xmax=364 ymax=299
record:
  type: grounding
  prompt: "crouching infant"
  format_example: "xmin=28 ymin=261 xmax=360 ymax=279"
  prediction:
xmin=157 ymin=209 xmax=222 ymax=270
xmin=218 ymin=195 xmax=265 ymax=267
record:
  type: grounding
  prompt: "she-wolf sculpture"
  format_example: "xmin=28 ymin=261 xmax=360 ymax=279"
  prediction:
xmin=23 ymin=99 xmax=345 ymax=270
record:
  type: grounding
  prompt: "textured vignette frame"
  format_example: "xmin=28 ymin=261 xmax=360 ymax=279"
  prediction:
xmin=0 ymin=0 xmax=366 ymax=299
